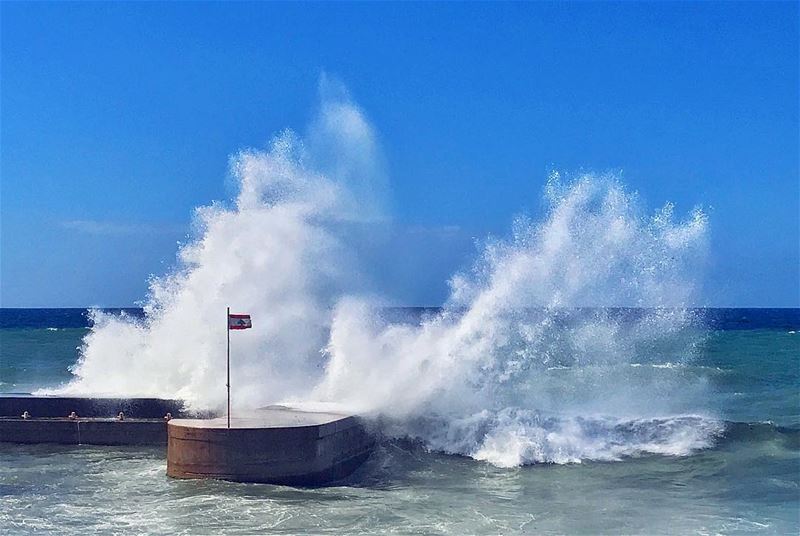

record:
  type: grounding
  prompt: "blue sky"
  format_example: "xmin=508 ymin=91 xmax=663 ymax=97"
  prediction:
xmin=1 ymin=2 xmax=797 ymax=307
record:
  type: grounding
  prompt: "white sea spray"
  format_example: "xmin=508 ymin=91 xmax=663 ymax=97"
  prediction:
xmin=48 ymin=85 xmax=718 ymax=466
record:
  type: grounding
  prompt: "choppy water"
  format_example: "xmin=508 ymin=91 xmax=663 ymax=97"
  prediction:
xmin=1 ymin=308 xmax=798 ymax=535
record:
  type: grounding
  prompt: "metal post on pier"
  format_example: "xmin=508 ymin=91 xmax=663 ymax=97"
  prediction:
xmin=226 ymin=306 xmax=231 ymax=429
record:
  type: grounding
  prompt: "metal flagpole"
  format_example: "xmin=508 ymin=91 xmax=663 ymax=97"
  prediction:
xmin=226 ymin=306 xmax=231 ymax=429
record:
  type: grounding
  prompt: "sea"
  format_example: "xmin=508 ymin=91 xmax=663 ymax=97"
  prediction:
xmin=1 ymin=307 xmax=798 ymax=535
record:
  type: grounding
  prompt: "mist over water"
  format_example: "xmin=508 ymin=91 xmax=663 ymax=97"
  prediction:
xmin=49 ymin=87 xmax=719 ymax=466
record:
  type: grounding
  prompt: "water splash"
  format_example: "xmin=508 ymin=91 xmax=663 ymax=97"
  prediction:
xmin=51 ymin=85 xmax=383 ymax=408
xmin=50 ymin=86 xmax=718 ymax=465
xmin=310 ymin=171 xmax=714 ymax=465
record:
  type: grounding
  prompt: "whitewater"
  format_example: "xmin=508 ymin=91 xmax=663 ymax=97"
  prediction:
xmin=48 ymin=86 xmax=721 ymax=467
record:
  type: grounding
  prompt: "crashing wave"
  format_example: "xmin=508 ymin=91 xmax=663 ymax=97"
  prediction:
xmin=50 ymin=81 xmax=718 ymax=467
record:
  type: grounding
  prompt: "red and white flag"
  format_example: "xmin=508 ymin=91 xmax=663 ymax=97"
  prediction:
xmin=228 ymin=313 xmax=252 ymax=330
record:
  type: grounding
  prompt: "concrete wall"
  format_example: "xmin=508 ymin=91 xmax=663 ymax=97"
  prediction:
xmin=0 ymin=396 xmax=192 ymax=446
xmin=0 ymin=418 xmax=168 ymax=445
xmin=0 ymin=395 xmax=187 ymax=419
xmin=167 ymin=416 xmax=374 ymax=485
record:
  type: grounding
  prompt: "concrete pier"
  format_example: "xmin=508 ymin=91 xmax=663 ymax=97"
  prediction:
xmin=0 ymin=394 xmax=187 ymax=419
xmin=167 ymin=405 xmax=374 ymax=485
xmin=0 ymin=395 xmax=189 ymax=446
xmin=0 ymin=417 xmax=169 ymax=445
xmin=2 ymin=396 xmax=374 ymax=485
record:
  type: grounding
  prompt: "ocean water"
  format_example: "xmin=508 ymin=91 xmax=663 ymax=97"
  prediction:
xmin=2 ymin=93 xmax=799 ymax=534
xmin=1 ymin=308 xmax=798 ymax=535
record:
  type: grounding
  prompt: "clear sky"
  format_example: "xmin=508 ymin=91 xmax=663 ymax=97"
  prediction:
xmin=1 ymin=2 xmax=798 ymax=307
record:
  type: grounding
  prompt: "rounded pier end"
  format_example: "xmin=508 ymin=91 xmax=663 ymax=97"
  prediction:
xmin=166 ymin=406 xmax=373 ymax=485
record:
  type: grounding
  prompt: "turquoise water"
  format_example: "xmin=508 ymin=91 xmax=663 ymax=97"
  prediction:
xmin=1 ymin=309 xmax=798 ymax=534
xmin=0 ymin=328 xmax=88 ymax=394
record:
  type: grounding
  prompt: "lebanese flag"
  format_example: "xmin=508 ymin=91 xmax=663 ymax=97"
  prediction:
xmin=228 ymin=314 xmax=252 ymax=330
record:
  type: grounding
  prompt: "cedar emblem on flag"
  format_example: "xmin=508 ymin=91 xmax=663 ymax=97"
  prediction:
xmin=228 ymin=313 xmax=252 ymax=330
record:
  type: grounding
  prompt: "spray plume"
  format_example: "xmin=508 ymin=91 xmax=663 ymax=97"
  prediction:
xmin=51 ymin=85 xmax=718 ymax=466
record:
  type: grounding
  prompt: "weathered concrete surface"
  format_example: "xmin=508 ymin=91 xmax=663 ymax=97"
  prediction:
xmin=0 ymin=396 xmax=193 ymax=445
xmin=0 ymin=395 xmax=187 ymax=419
xmin=167 ymin=406 xmax=374 ymax=485
xmin=1 ymin=398 xmax=375 ymax=484
xmin=0 ymin=418 xmax=168 ymax=445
